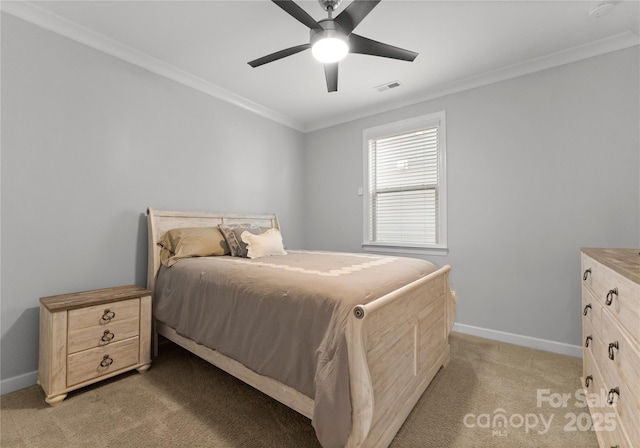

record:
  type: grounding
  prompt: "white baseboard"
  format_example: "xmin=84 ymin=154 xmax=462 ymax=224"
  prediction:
xmin=1 ymin=370 xmax=38 ymax=396
xmin=453 ymin=323 xmax=583 ymax=358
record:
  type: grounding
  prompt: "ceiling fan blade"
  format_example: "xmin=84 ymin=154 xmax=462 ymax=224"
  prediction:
xmin=272 ymin=0 xmax=321 ymax=30
xmin=248 ymin=43 xmax=311 ymax=68
xmin=334 ymin=0 xmax=381 ymax=34
xmin=348 ymin=33 xmax=418 ymax=62
xmin=324 ymin=63 xmax=338 ymax=92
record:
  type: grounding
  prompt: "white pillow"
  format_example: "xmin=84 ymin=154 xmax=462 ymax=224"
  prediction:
xmin=241 ymin=228 xmax=287 ymax=259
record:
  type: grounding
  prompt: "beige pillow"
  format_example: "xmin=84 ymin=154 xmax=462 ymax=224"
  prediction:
xmin=159 ymin=227 xmax=229 ymax=267
xmin=241 ymin=228 xmax=287 ymax=259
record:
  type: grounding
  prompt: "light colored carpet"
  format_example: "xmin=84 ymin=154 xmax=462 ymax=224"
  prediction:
xmin=1 ymin=332 xmax=598 ymax=447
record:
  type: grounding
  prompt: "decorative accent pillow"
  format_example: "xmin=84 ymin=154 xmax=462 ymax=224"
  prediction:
xmin=241 ymin=228 xmax=287 ymax=259
xmin=218 ymin=224 xmax=265 ymax=258
xmin=159 ymin=227 xmax=229 ymax=267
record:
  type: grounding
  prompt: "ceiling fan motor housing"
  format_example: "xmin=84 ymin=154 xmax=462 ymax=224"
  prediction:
xmin=310 ymin=19 xmax=349 ymax=47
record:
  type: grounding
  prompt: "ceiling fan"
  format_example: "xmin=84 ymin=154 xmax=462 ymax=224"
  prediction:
xmin=248 ymin=0 xmax=418 ymax=93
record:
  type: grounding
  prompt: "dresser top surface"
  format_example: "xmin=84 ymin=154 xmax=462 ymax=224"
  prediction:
xmin=581 ymin=248 xmax=640 ymax=285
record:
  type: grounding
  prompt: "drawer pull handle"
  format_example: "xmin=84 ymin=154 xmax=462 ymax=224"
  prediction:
xmin=583 ymin=304 xmax=591 ymax=316
xmin=584 ymin=375 xmax=593 ymax=387
xmin=583 ymin=269 xmax=591 ymax=281
xmin=100 ymin=355 xmax=114 ymax=368
xmin=608 ymin=341 xmax=619 ymax=360
xmin=605 ymin=288 xmax=618 ymax=306
xmin=607 ymin=387 xmax=619 ymax=405
xmin=101 ymin=309 xmax=116 ymax=321
xmin=101 ymin=330 xmax=115 ymax=342
xmin=585 ymin=336 xmax=592 ymax=348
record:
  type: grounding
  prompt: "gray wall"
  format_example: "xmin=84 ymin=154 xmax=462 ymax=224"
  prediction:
xmin=304 ymin=46 xmax=640 ymax=348
xmin=1 ymin=14 xmax=306 ymax=389
xmin=2 ymin=11 xmax=639 ymax=393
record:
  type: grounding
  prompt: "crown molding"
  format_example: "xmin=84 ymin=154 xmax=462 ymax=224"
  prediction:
xmin=304 ymin=30 xmax=640 ymax=132
xmin=1 ymin=1 xmax=306 ymax=132
xmin=3 ymin=1 xmax=637 ymax=134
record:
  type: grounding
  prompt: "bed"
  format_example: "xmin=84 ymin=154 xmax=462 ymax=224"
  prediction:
xmin=147 ymin=208 xmax=455 ymax=448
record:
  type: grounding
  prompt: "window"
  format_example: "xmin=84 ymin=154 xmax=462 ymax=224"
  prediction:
xmin=363 ymin=112 xmax=447 ymax=255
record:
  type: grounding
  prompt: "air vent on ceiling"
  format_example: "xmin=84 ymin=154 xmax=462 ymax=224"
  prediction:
xmin=375 ymin=81 xmax=401 ymax=93
xmin=588 ymin=2 xmax=615 ymax=18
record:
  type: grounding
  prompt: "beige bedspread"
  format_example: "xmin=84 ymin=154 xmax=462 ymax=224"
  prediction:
xmin=153 ymin=250 xmax=437 ymax=447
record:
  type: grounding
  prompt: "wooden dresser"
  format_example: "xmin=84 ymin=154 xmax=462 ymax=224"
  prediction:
xmin=581 ymin=248 xmax=639 ymax=448
xmin=39 ymin=285 xmax=152 ymax=406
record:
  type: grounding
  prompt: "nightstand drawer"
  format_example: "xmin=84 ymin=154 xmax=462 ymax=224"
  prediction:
xmin=68 ymin=316 xmax=140 ymax=354
xmin=68 ymin=298 xmax=140 ymax=332
xmin=67 ymin=337 xmax=139 ymax=387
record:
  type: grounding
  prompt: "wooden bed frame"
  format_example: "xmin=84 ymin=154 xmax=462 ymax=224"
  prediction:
xmin=147 ymin=208 xmax=455 ymax=448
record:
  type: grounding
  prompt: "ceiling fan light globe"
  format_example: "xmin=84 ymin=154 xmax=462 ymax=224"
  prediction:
xmin=312 ymin=38 xmax=349 ymax=63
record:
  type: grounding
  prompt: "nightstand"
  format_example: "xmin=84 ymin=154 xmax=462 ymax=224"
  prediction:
xmin=38 ymin=285 xmax=152 ymax=406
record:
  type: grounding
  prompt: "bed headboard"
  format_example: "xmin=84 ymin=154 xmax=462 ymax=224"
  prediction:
xmin=146 ymin=208 xmax=280 ymax=291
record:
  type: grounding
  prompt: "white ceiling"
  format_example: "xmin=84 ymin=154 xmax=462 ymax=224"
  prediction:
xmin=5 ymin=1 xmax=640 ymax=131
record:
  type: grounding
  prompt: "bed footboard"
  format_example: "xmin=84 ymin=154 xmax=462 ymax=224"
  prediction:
xmin=345 ymin=265 xmax=453 ymax=447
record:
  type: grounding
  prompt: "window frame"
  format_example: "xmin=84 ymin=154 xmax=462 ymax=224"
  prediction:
xmin=362 ymin=111 xmax=448 ymax=256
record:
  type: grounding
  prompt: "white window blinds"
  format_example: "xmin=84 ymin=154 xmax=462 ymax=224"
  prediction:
xmin=363 ymin=112 xmax=447 ymax=253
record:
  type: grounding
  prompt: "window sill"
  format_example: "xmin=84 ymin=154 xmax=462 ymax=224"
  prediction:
xmin=362 ymin=243 xmax=449 ymax=257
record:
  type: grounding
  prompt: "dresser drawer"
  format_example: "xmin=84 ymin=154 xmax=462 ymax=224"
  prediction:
xmin=597 ymin=418 xmax=634 ymax=448
xmin=67 ymin=337 xmax=140 ymax=387
xmin=582 ymin=254 xmax=605 ymax=298
xmin=68 ymin=298 xmax=140 ymax=332
xmin=582 ymin=284 xmax=601 ymax=330
xmin=68 ymin=316 xmax=140 ymax=354
xmin=582 ymin=321 xmax=602 ymax=364
xmin=599 ymin=269 xmax=640 ymax=346
xmin=600 ymin=314 xmax=640 ymax=398
xmin=582 ymin=349 xmax=604 ymax=400
xmin=582 ymin=352 xmax=627 ymax=448
xmin=602 ymin=379 xmax=640 ymax=447
xmin=582 ymin=286 xmax=602 ymax=357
